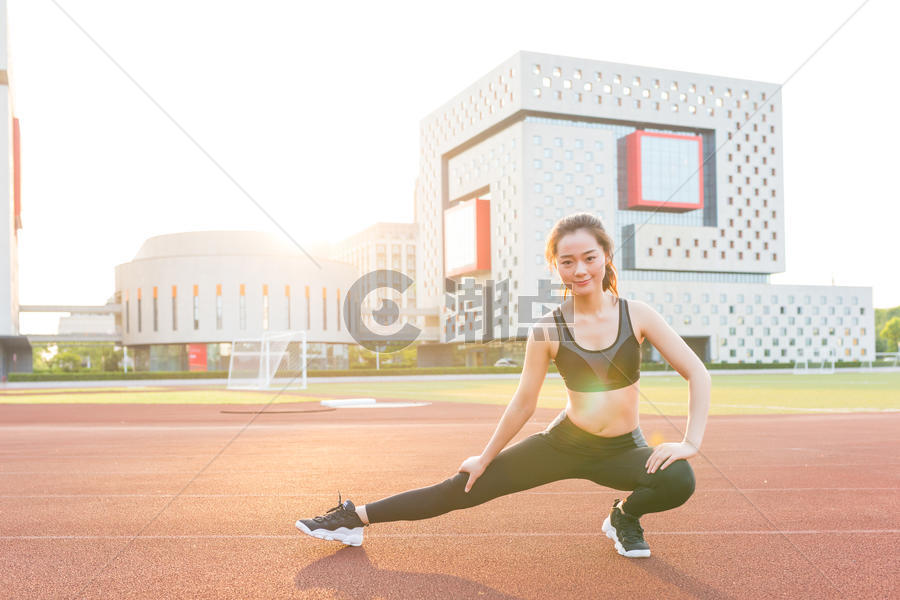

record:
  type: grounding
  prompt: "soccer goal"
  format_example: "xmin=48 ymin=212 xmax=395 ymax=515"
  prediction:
xmin=880 ymin=352 xmax=900 ymax=367
xmin=227 ymin=330 xmax=307 ymax=391
xmin=794 ymin=349 xmax=836 ymax=375
xmin=819 ymin=348 xmax=837 ymax=375
xmin=792 ymin=359 xmax=809 ymax=375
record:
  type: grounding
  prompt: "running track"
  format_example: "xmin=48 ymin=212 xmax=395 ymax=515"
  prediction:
xmin=0 ymin=402 xmax=897 ymax=599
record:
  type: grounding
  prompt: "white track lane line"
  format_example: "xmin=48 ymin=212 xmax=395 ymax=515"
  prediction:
xmin=2 ymin=530 xmax=899 ymax=540
xmin=0 ymin=487 xmax=897 ymax=498
xmin=2 ymin=462 xmax=899 ymax=474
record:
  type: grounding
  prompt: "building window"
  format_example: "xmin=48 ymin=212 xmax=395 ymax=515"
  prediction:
xmin=286 ymin=285 xmax=292 ymax=330
xmin=172 ymin=286 xmax=178 ymax=331
xmin=322 ymin=287 xmax=328 ymax=330
xmin=262 ymin=284 xmax=270 ymax=331
xmin=125 ymin=298 xmax=130 ymax=334
xmin=193 ymin=285 xmax=200 ymax=330
xmin=305 ymin=285 xmax=311 ymax=329
xmin=137 ymin=289 xmax=142 ymax=333
xmin=216 ymin=284 xmax=223 ymax=329
xmin=152 ymin=287 xmax=158 ymax=332
xmin=239 ymin=284 xmax=247 ymax=331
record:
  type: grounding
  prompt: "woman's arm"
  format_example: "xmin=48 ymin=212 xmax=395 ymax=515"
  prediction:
xmin=458 ymin=323 xmax=552 ymax=492
xmin=630 ymin=300 xmax=711 ymax=473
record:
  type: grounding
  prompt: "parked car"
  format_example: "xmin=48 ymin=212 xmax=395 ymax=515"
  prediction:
xmin=494 ymin=358 xmax=519 ymax=367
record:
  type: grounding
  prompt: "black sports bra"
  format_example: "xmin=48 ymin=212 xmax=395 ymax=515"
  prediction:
xmin=551 ymin=298 xmax=641 ymax=392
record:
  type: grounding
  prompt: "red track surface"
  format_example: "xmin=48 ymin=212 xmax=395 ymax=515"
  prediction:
xmin=1 ymin=402 xmax=897 ymax=599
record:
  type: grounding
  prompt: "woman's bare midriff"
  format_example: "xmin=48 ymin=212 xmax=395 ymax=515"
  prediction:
xmin=542 ymin=314 xmax=643 ymax=437
xmin=563 ymin=382 xmax=641 ymax=437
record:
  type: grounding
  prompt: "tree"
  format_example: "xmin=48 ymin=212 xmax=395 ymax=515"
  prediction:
xmin=100 ymin=347 xmax=123 ymax=371
xmin=50 ymin=351 xmax=81 ymax=372
xmin=32 ymin=344 xmax=55 ymax=371
xmin=881 ymin=317 xmax=900 ymax=352
xmin=875 ymin=305 xmax=900 ymax=352
xmin=38 ymin=343 xmax=122 ymax=372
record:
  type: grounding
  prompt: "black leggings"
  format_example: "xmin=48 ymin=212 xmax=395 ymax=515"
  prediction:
xmin=365 ymin=410 xmax=695 ymax=524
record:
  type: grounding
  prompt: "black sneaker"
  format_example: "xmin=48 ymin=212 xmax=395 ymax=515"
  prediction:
xmin=601 ymin=499 xmax=651 ymax=558
xmin=295 ymin=494 xmax=366 ymax=546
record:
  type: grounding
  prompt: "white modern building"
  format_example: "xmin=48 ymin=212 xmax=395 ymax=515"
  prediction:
xmin=331 ymin=222 xmax=423 ymax=332
xmin=0 ymin=0 xmax=31 ymax=377
xmin=414 ymin=51 xmax=874 ymax=363
xmin=58 ymin=312 xmax=116 ymax=335
xmin=115 ymin=231 xmax=357 ymax=371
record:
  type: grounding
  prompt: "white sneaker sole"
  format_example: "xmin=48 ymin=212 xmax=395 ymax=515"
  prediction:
xmin=602 ymin=516 xmax=651 ymax=558
xmin=295 ymin=520 xmax=363 ymax=546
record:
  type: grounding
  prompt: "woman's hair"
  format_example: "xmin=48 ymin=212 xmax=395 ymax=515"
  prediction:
xmin=544 ymin=212 xmax=619 ymax=297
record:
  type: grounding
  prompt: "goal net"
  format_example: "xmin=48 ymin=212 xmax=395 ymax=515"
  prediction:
xmin=227 ymin=330 xmax=307 ymax=390
xmin=793 ymin=349 xmax=836 ymax=375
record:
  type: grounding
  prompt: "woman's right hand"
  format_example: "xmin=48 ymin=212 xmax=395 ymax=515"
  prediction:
xmin=458 ymin=455 xmax=488 ymax=493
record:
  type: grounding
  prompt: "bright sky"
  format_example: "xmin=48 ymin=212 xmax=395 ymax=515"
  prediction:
xmin=7 ymin=0 xmax=898 ymax=335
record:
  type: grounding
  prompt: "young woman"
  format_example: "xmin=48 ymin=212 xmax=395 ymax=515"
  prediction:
xmin=296 ymin=212 xmax=710 ymax=558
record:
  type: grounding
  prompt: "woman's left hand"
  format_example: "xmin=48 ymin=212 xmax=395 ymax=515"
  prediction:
xmin=645 ymin=441 xmax=698 ymax=474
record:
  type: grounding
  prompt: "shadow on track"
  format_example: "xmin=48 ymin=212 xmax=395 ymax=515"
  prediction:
xmin=294 ymin=546 xmax=523 ymax=599
xmin=632 ymin=555 xmax=736 ymax=599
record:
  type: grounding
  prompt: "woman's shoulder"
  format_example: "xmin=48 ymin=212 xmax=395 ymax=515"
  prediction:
xmin=619 ymin=297 xmax=665 ymax=339
xmin=622 ymin=296 xmax=651 ymax=313
xmin=528 ymin=306 xmax=562 ymax=344
xmin=532 ymin=309 xmax=560 ymax=329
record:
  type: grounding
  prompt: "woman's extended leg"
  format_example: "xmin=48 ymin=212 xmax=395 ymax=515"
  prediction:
xmin=364 ymin=432 xmax=579 ymax=523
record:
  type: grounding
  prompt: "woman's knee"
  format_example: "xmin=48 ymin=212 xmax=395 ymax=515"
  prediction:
xmin=434 ymin=472 xmax=476 ymax=509
xmin=656 ymin=459 xmax=695 ymax=506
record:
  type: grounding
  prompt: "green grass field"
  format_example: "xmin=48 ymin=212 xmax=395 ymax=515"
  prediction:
xmin=1 ymin=371 xmax=898 ymax=415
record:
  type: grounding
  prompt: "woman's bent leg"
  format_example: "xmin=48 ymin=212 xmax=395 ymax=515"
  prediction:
xmin=584 ymin=447 xmax=696 ymax=517
xmin=365 ymin=433 xmax=577 ymax=523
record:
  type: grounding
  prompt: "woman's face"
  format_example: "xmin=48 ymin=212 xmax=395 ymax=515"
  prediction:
xmin=555 ymin=228 xmax=606 ymax=296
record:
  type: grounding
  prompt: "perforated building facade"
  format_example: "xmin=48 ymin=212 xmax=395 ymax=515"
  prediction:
xmin=415 ymin=51 xmax=874 ymax=363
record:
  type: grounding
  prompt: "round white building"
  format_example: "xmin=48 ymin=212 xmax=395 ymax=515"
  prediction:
xmin=114 ymin=231 xmax=357 ymax=371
